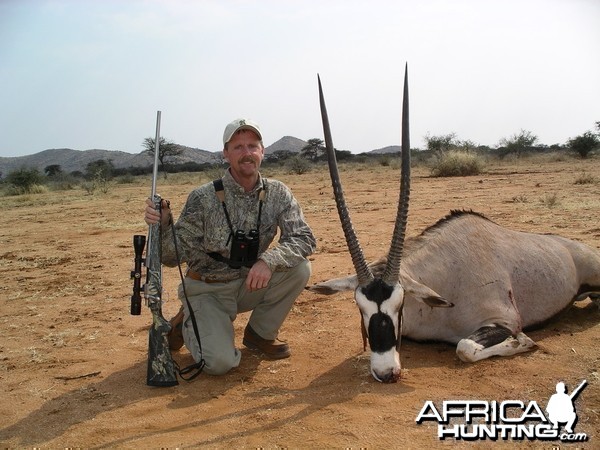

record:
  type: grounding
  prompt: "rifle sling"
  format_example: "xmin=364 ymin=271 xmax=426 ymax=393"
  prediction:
xmin=168 ymin=211 xmax=205 ymax=380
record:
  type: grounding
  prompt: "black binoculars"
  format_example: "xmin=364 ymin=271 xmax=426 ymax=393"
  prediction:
xmin=229 ymin=229 xmax=259 ymax=268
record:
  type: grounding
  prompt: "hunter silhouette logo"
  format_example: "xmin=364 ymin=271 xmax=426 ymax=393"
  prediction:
xmin=546 ymin=380 xmax=587 ymax=434
xmin=416 ymin=379 xmax=589 ymax=442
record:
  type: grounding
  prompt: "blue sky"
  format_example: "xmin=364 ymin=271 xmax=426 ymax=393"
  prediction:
xmin=1 ymin=0 xmax=598 ymax=157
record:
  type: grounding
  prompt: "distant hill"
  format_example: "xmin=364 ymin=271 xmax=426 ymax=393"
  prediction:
xmin=265 ymin=137 xmax=402 ymax=156
xmin=0 ymin=146 xmax=219 ymax=175
xmin=369 ymin=145 xmax=401 ymax=154
xmin=0 ymin=137 xmax=402 ymax=176
xmin=265 ymin=136 xmax=308 ymax=154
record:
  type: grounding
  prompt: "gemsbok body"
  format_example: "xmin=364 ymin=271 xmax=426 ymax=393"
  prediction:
xmin=313 ymin=67 xmax=600 ymax=383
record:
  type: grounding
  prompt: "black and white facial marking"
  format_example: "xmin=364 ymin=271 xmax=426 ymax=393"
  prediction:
xmin=356 ymin=278 xmax=405 ymax=383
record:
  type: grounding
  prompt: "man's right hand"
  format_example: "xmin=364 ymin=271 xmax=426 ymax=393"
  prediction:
xmin=144 ymin=198 xmax=171 ymax=228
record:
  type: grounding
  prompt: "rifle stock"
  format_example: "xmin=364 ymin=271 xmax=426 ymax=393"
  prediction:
xmin=145 ymin=198 xmax=178 ymax=387
xmin=132 ymin=111 xmax=178 ymax=387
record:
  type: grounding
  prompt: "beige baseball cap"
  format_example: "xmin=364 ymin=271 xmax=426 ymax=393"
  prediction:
xmin=223 ymin=118 xmax=263 ymax=145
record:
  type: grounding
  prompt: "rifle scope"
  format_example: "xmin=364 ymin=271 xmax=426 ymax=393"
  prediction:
xmin=130 ymin=234 xmax=146 ymax=315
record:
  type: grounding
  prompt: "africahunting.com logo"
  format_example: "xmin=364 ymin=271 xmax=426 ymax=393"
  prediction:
xmin=416 ymin=380 xmax=588 ymax=443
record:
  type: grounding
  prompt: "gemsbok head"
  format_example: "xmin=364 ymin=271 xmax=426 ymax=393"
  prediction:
xmin=317 ymin=66 xmax=452 ymax=382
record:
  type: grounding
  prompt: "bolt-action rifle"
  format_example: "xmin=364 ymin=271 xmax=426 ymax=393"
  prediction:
xmin=130 ymin=111 xmax=178 ymax=387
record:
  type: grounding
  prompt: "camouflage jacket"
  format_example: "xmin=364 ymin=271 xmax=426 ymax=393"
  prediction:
xmin=161 ymin=169 xmax=316 ymax=281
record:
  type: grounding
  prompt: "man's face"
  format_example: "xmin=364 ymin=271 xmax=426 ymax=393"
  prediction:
xmin=223 ymin=129 xmax=264 ymax=180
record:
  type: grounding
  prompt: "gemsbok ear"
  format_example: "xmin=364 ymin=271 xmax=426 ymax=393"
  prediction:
xmin=305 ymin=274 xmax=359 ymax=295
xmin=400 ymin=269 xmax=454 ymax=308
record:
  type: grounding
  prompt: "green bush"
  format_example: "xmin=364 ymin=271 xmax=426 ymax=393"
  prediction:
xmin=430 ymin=150 xmax=484 ymax=177
xmin=116 ymin=174 xmax=136 ymax=184
xmin=285 ymin=156 xmax=311 ymax=175
xmin=81 ymin=170 xmax=113 ymax=195
xmin=47 ymin=173 xmax=80 ymax=191
xmin=5 ymin=168 xmax=45 ymax=193
xmin=4 ymin=183 xmax=48 ymax=196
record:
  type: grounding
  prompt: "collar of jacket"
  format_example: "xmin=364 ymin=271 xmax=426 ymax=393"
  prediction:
xmin=223 ymin=169 xmax=265 ymax=196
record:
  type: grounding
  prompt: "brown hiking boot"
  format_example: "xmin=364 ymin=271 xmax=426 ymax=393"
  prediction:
xmin=168 ymin=308 xmax=185 ymax=351
xmin=243 ymin=325 xmax=290 ymax=359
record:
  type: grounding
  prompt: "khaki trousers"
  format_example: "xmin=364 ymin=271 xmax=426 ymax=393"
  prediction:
xmin=177 ymin=260 xmax=311 ymax=375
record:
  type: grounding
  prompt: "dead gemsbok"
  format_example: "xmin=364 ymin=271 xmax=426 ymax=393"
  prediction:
xmin=311 ymin=66 xmax=600 ymax=383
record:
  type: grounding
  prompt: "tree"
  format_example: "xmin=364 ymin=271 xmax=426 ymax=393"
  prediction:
xmin=424 ymin=133 xmax=460 ymax=155
xmin=568 ymin=131 xmax=599 ymax=159
xmin=335 ymin=149 xmax=353 ymax=161
xmin=44 ymin=164 xmax=62 ymax=177
xmin=142 ymin=137 xmax=183 ymax=178
xmin=498 ymin=129 xmax=538 ymax=157
xmin=300 ymin=138 xmax=325 ymax=161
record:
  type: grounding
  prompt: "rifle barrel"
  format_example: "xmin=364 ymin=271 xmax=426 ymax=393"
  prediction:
xmin=151 ymin=111 xmax=161 ymax=199
xmin=570 ymin=379 xmax=587 ymax=400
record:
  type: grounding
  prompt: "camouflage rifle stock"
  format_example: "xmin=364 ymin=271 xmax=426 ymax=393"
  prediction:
xmin=131 ymin=111 xmax=178 ymax=387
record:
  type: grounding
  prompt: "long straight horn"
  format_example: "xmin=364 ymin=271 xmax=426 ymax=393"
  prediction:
xmin=382 ymin=64 xmax=411 ymax=284
xmin=318 ymin=75 xmax=374 ymax=287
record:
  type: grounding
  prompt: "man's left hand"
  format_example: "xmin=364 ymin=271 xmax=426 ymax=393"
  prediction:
xmin=246 ymin=259 xmax=272 ymax=292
